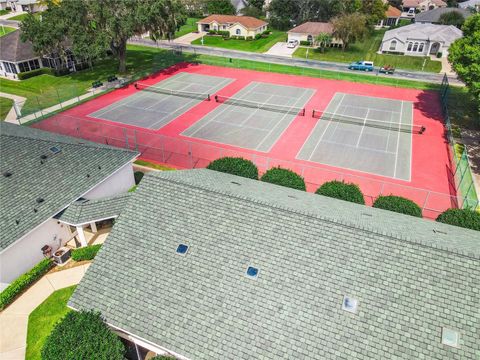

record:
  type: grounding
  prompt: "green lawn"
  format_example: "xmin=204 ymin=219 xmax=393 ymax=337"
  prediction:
xmin=192 ymin=31 xmax=287 ymax=53
xmin=293 ymin=30 xmax=442 ymax=73
xmin=0 ymin=9 xmax=11 ymax=15
xmin=26 ymin=286 xmax=76 ymax=360
xmin=7 ymin=12 xmax=42 ymax=21
xmin=0 ymin=97 xmax=13 ymax=120
xmin=174 ymin=17 xmax=199 ymax=39
xmin=0 ymin=26 xmax=16 ymax=37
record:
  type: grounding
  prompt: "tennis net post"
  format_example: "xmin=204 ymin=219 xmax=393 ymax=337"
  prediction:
xmin=134 ymin=82 xmax=210 ymax=101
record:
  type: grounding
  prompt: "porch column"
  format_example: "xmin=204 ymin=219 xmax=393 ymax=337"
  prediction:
xmin=90 ymin=222 xmax=98 ymax=233
xmin=76 ymin=225 xmax=87 ymax=247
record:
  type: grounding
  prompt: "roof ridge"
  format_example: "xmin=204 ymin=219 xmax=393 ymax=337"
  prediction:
xmin=151 ymin=174 xmax=479 ymax=260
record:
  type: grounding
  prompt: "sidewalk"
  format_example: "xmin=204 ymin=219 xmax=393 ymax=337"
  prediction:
xmin=0 ymin=264 xmax=90 ymax=360
xmin=0 ymin=92 xmax=25 ymax=124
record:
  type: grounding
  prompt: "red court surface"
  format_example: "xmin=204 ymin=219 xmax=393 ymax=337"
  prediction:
xmin=33 ymin=63 xmax=457 ymax=219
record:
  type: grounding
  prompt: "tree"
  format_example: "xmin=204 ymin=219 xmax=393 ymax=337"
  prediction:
xmin=21 ymin=0 xmax=186 ymax=73
xmin=42 ymin=310 xmax=125 ymax=359
xmin=448 ymin=14 xmax=480 ymax=110
xmin=268 ymin=0 xmax=300 ymax=30
xmin=315 ymin=32 xmax=332 ymax=52
xmin=206 ymin=0 xmax=235 ymax=15
xmin=361 ymin=0 xmax=387 ymax=26
xmin=331 ymin=13 xmax=368 ymax=50
xmin=438 ymin=10 xmax=466 ymax=28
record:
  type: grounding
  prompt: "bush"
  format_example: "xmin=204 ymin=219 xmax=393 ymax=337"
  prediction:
xmin=436 ymin=52 xmax=443 ymax=58
xmin=255 ymin=33 xmax=262 ymax=40
xmin=42 ymin=310 xmax=125 ymax=360
xmin=18 ymin=68 xmax=54 ymax=80
xmin=236 ymin=35 xmax=245 ymax=40
xmin=208 ymin=30 xmax=217 ymax=35
xmin=218 ymin=30 xmax=230 ymax=37
xmin=246 ymin=36 xmax=253 ymax=41
xmin=373 ymin=195 xmax=422 ymax=217
xmin=134 ymin=171 xmax=144 ymax=185
xmin=436 ymin=208 xmax=480 ymax=231
xmin=262 ymin=30 xmax=270 ymax=35
xmin=71 ymin=244 xmax=102 ymax=261
xmin=300 ymin=40 xmax=311 ymax=46
xmin=260 ymin=167 xmax=306 ymax=191
xmin=207 ymin=157 xmax=258 ymax=179
xmin=0 ymin=258 xmax=53 ymax=310
xmin=150 ymin=356 xmax=175 ymax=360
xmin=315 ymin=181 xmax=365 ymax=204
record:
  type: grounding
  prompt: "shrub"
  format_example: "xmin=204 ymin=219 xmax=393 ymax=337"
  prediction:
xmin=71 ymin=244 xmax=102 ymax=261
xmin=18 ymin=68 xmax=54 ymax=80
xmin=218 ymin=30 xmax=230 ymax=37
xmin=134 ymin=171 xmax=144 ymax=185
xmin=207 ymin=157 xmax=258 ymax=179
xmin=150 ymin=356 xmax=176 ymax=360
xmin=246 ymin=36 xmax=253 ymax=41
xmin=0 ymin=258 xmax=53 ymax=310
xmin=436 ymin=52 xmax=443 ymax=58
xmin=208 ymin=30 xmax=217 ymax=35
xmin=260 ymin=167 xmax=306 ymax=191
xmin=300 ymin=40 xmax=311 ymax=46
xmin=42 ymin=310 xmax=125 ymax=360
xmin=255 ymin=33 xmax=262 ymax=40
xmin=316 ymin=181 xmax=365 ymax=204
xmin=236 ymin=35 xmax=245 ymax=40
xmin=436 ymin=208 xmax=480 ymax=231
xmin=373 ymin=195 xmax=422 ymax=217
xmin=262 ymin=30 xmax=270 ymax=35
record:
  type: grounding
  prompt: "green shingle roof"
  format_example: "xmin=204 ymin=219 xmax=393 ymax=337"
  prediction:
xmin=0 ymin=122 xmax=137 ymax=251
xmin=54 ymin=193 xmax=132 ymax=226
xmin=69 ymin=169 xmax=480 ymax=360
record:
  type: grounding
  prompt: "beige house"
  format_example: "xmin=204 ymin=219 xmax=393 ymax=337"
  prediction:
xmin=402 ymin=0 xmax=447 ymax=12
xmin=197 ymin=15 xmax=268 ymax=38
xmin=287 ymin=22 xmax=342 ymax=46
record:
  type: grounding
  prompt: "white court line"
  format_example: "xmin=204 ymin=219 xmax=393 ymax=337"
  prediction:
xmin=320 ymin=138 xmax=397 ymax=155
xmin=355 ymin=109 xmax=370 ymax=147
xmin=341 ymin=103 xmax=401 ymax=116
xmin=383 ymin=108 xmax=396 ymax=152
xmin=306 ymin=93 xmax=346 ymax=161
xmin=393 ymin=100 xmax=404 ymax=178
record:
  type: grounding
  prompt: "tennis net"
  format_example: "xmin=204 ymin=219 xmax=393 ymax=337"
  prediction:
xmin=215 ymin=95 xmax=305 ymax=116
xmin=312 ymin=109 xmax=425 ymax=134
xmin=135 ymin=82 xmax=210 ymax=101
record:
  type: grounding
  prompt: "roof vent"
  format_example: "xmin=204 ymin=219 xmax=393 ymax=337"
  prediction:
xmin=49 ymin=146 xmax=61 ymax=154
xmin=288 ymin=195 xmax=297 ymax=199
xmin=36 ymin=197 xmax=45 ymax=204
xmin=442 ymin=327 xmax=459 ymax=347
xmin=3 ymin=171 xmax=12 ymax=178
xmin=246 ymin=266 xmax=259 ymax=279
xmin=40 ymin=154 xmax=48 ymax=160
xmin=231 ymin=181 xmax=241 ymax=185
xmin=342 ymin=296 xmax=358 ymax=314
xmin=34 ymin=208 xmax=38 ymax=213
xmin=433 ymin=229 xmax=447 ymax=235
xmin=15 ymin=219 xmax=20 ymax=225
xmin=361 ymin=212 xmax=372 ymax=217
xmin=176 ymin=244 xmax=189 ymax=255
xmin=98 ymin=165 xmax=102 ymax=170
xmin=86 ymin=174 xmax=90 ymax=178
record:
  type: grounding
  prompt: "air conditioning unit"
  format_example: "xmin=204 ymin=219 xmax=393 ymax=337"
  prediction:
xmin=52 ymin=247 xmax=71 ymax=265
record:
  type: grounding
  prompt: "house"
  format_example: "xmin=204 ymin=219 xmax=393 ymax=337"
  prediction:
xmin=414 ymin=7 xmax=472 ymax=24
xmin=379 ymin=23 xmax=462 ymax=57
xmin=16 ymin=0 xmax=45 ymax=13
xmin=459 ymin=0 xmax=480 ymax=11
xmin=287 ymin=22 xmax=342 ymax=46
xmin=402 ymin=0 xmax=447 ymax=12
xmin=0 ymin=30 xmax=85 ymax=79
xmin=197 ymin=15 xmax=268 ymax=38
xmin=69 ymin=169 xmax=479 ymax=359
xmin=377 ymin=5 xmax=402 ymax=28
xmin=230 ymin=0 xmax=247 ymax=14
xmin=0 ymin=122 xmax=138 ymax=290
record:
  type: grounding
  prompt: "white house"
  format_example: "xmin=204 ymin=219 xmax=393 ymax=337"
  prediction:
xmin=287 ymin=22 xmax=342 ymax=46
xmin=197 ymin=15 xmax=268 ymax=38
xmin=459 ymin=0 xmax=480 ymax=11
xmin=377 ymin=5 xmax=402 ymax=28
xmin=0 ymin=122 xmax=138 ymax=290
xmin=379 ymin=23 xmax=462 ymax=57
xmin=414 ymin=7 xmax=472 ymax=24
xmin=402 ymin=0 xmax=447 ymax=12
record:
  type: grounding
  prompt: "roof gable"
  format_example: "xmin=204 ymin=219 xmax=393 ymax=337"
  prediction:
xmin=198 ymin=15 xmax=267 ymax=29
xmin=0 ymin=30 xmax=37 ymax=62
xmin=288 ymin=22 xmax=334 ymax=35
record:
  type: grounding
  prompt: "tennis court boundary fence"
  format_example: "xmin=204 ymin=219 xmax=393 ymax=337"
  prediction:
xmin=32 ymin=114 xmax=476 ymax=219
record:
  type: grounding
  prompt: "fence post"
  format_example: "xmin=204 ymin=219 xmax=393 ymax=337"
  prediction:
xmin=124 ymin=128 xmax=129 ymax=149
xmin=422 ymin=191 xmax=430 ymax=212
xmin=134 ymin=130 xmax=138 ymax=151
xmin=55 ymin=88 xmax=63 ymax=109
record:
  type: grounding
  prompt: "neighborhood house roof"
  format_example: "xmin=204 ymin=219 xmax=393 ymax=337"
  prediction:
xmin=0 ymin=30 xmax=37 ymax=63
xmin=402 ymin=0 xmax=447 ymax=8
xmin=288 ymin=22 xmax=334 ymax=35
xmin=54 ymin=193 xmax=132 ymax=226
xmin=70 ymin=169 xmax=480 ymax=360
xmin=386 ymin=5 xmax=402 ymax=17
xmin=197 ymin=15 xmax=267 ymax=29
xmin=459 ymin=0 xmax=480 ymax=8
xmin=415 ymin=7 xmax=471 ymax=23
xmin=383 ymin=23 xmax=462 ymax=44
xmin=0 ymin=122 xmax=137 ymax=251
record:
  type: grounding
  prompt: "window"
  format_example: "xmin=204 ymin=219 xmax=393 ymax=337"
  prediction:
xmin=389 ymin=40 xmax=397 ymax=51
xmin=442 ymin=328 xmax=459 ymax=347
xmin=236 ymin=29 xmax=241 ymax=35
xmin=246 ymin=266 xmax=258 ymax=279
xmin=407 ymin=42 xmax=413 ymax=51
xmin=176 ymin=244 xmax=189 ymax=255
xmin=342 ymin=296 xmax=358 ymax=313
xmin=412 ymin=42 xmax=418 ymax=52
xmin=418 ymin=43 xmax=424 ymax=52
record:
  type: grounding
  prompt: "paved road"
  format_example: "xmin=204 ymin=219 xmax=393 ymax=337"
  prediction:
xmin=129 ymin=37 xmax=463 ymax=86
xmin=0 ymin=19 xmax=20 ymax=28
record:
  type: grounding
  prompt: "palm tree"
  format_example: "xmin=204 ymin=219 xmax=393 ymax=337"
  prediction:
xmin=316 ymin=32 xmax=332 ymax=53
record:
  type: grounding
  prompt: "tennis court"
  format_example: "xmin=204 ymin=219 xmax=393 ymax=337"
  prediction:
xmin=297 ymin=93 xmax=416 ymax=181
xmin=88 ymin=73 xmax=232 ymax=129
xmin=182 ymin=82 xmax=314 ymax=152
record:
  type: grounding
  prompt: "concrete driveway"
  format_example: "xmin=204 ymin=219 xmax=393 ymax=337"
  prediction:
xmin=174 ymin=31 xmax=205 ymax=45
xmin=264 ymin=42 xmax=297 ymax=57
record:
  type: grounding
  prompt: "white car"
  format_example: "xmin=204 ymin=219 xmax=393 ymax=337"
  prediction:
xmin=287 ymin=39 xmax=298 ymax=48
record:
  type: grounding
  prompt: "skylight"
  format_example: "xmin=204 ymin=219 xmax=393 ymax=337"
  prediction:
xmin=442 ymin=327 xmax=459 ymax=347
xmin=50 ymin=146 xmax=61 ymax=154
xmin=342 ymin=296 xmax=358 ymax=313
xmin=176 ymin=244 xmax=189 ymax=255
xmin=246 ymin=266 xmax=258 ymax=279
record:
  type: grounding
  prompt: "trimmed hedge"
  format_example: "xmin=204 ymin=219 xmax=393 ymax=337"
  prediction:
xmin=316 ymin=181 xmax=365 ymax=204
xmin=134 ymin=171 xmax=144 ymax=185
xmin=18 ymin=68 xmax=54 ymax=80
xmin=260 ymin=167 xmax=306 ymax=191
xmin=300 ymin=40 xmax=311 ymax=46
xmin=150 ymin=356 xmax=176 ymax=360
xmin=71 ymin=244 xmax=102 ymax=261
xmin=436 ymin=208 xmax=480 ymax=231
xmin=0 ymin=258 xmax=53 ymax=310
xmin=42 ymin=310 xmax=125 ymax=360
xmin=373 ymin=195 xmax=422 ymax=217
xmin=207 ymin=157 xmax=258 ymax=179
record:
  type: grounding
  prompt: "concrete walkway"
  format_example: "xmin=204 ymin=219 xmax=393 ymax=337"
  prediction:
xmin=0 ymin=92 xmax=25 ymax=124
xmin=264 ymin=42 xmax=296 ymax=57
xmin=174 ymin=31 xmax=205 ymax=45
xmin=0 ymin=264 xmax=90 ymax=360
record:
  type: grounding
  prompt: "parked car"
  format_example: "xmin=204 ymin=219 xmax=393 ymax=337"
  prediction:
xmin=287 ymin=39 xmax=299 ymax=48
xmin=379 ymin=65 xmax=395 ymax=74
xmin=406 ymin=8 xmax=416 ymax=17
xmin=348 ymin=61 xmax=374 ymax=71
